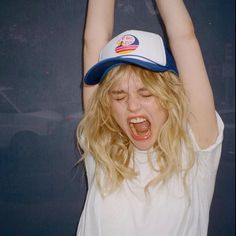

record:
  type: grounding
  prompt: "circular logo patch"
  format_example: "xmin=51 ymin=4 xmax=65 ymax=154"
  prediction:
xmin=115 ymin=34 xmax=139 ymax=54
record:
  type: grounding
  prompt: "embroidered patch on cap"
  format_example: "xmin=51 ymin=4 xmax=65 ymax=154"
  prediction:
xmin=115 ymin=34 xmax=139 ymax=54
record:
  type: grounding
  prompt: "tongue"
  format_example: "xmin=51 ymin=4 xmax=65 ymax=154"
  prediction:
xmin=133 ymin=121 xmax=150 ymax=133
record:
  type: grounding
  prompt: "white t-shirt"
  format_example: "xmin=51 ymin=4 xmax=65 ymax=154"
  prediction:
xmin=77 ymin=113 xmax=224 ymax=236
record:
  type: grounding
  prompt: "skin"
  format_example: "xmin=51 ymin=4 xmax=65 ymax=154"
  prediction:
xmin=83 ymin=0 xmax=115 ymax=112
xmin=155 ymin=0 xmax=218 ymax=148
xmin=109 ymin=75 xmax=168 ymax=151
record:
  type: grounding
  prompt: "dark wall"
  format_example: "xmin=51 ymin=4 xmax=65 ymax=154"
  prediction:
xmin=0 ymin=0 xmax=235 ymax=235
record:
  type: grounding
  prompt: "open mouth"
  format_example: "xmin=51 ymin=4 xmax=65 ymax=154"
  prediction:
xmin=128 ymin=117 xmax=151 ymax=140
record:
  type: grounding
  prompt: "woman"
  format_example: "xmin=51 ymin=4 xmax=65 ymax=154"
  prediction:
xmin=76 ymin=0 xmax=224 ymax=235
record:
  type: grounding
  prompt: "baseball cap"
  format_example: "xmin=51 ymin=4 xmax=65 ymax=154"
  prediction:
xmin=84 ymin=30 xmax=178 ymax=85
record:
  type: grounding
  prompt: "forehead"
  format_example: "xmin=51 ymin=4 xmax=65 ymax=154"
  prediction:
xmin=105 ymin=64 xmax=156 ymax=92
xmin=110 ymin=73 xmax=145 ymax=91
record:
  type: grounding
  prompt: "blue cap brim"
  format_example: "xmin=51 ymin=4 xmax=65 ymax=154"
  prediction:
xmin=84 ymin=54 xmax=178 ymax=85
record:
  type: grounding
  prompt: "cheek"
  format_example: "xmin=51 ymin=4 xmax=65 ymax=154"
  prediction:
xmin=158 ymin=110 xmax=168 ymax=127
xmin=160 ymin=107 xmax=168 ymax=120
xmin=110 ymin=99 xmax=127 ymax=114
xmin=110 ymin=102 xmax=119 ymax=118
xmin=152 ymin=104 xmax=168 ymax=127
xmin=110 ymin=103 xmax=126 ymax=127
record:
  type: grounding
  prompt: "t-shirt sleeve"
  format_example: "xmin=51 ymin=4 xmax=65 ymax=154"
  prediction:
xmin=79 ymin=132 xmax=96 ymax=188
xmin=188 ymin=112 xmax=224 ymax=176
xmin=84 ymin=153 xmax=96 ymax=188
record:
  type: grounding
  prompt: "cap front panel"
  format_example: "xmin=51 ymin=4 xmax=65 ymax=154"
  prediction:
xmin=100 ymin=30 xmax=166 ymax=66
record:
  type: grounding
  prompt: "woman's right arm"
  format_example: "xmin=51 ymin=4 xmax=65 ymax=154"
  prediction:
xmin=83 ymin=0 xmax=116 ymax=112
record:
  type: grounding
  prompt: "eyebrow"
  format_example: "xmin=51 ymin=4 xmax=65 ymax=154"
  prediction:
xmin=109 ymin=90 xmax=126 ymax=95
xmin=137 ymin=88 xmax=150 ymax=92
xmin=110 ymin=87 xmax=150 ymax=94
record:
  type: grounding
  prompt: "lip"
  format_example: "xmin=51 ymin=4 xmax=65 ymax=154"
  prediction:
xmin=127 ymin=115 xmax=152 ymax=141
xmin=131 ymin=129 xmax=151 ymax=141
xmin=127 ymin=115 xmax=148 ymax=123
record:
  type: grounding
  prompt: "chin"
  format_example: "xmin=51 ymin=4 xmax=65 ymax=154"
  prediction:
xmin=133 ymin=141 xmax=154 ymax=151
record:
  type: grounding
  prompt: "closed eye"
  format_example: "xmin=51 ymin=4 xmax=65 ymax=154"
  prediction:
xmin=110 ymin=90 xmax=127 ymax=101
xmin=114 ymin=95 xmax=127 ymax=101
xmin=138 ymin=88 xmax=153 ymax=98
xmin=139 ymin=91 xmax=153 ymax=98
xmin=141 ymin=93 xmax=153 ymax=97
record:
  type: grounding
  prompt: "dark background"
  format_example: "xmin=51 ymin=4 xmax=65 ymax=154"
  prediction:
xmin=0 ymin=0 xmax=235 ymax=235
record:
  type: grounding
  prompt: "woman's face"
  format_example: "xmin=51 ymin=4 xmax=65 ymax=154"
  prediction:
xmin=109 ymin=74 xmax=168 ymax=151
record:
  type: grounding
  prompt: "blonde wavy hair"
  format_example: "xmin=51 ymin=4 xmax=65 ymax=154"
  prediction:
xmin=77 ymin=64 xmax=195 ymax=196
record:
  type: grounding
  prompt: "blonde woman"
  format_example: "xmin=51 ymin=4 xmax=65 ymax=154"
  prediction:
xmin=76 ymin=0 xmax=224 ymax=235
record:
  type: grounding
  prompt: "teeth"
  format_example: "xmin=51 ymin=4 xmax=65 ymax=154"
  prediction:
xmin=130 ymin=117 xmax=146 ymax=123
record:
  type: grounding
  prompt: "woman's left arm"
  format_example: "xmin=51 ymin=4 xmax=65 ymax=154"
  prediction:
xmin=155 ymin=0 xmax=218 ymax=149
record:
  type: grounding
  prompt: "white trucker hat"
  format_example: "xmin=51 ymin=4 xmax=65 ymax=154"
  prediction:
xmin=84 ymin=30 xmax=178 ymax=85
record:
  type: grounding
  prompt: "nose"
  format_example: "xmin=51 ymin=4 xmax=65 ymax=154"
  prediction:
xmin=127 ymin=94 xmax=141 ymax=112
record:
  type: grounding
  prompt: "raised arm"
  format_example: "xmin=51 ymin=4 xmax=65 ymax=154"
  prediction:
xmin=155 ymin=0 xmax=218 ymax=148
xmin=83 ymin=0 xmax=115 ymax=111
